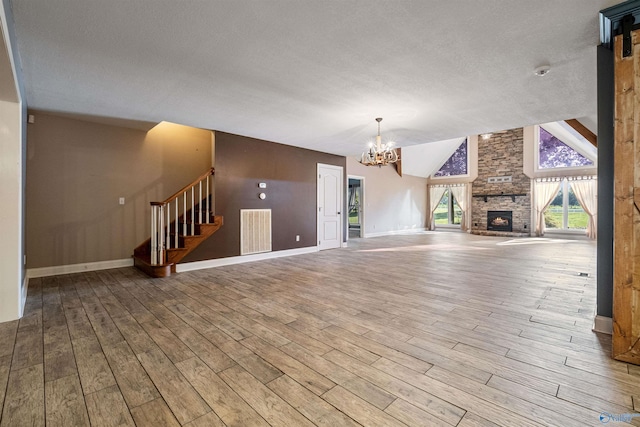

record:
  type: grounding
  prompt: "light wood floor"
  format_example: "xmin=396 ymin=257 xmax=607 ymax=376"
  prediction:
xmin=1 ymin=232 xmax=638 ymax=427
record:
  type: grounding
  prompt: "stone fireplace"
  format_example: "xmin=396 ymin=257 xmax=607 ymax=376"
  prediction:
xmin=471 ymin=128 xmax=531 ymax=237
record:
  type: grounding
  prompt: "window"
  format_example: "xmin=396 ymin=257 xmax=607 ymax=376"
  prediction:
xmin=538 ymin=127 xmax=593 ymax=169
xmin=434 ymin=139 xmax=468 ymax=177
xmin=544 ymin=179 xmax=588 ymax=230
xmin=434 ymin=189 xmax=462 ymax=226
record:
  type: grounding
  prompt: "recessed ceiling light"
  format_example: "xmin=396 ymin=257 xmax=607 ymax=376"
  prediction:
xmin=534 ymin=65 xmax=551 ymax=77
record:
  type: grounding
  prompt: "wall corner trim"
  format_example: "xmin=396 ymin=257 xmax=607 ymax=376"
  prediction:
xmin=176 ymin=246 xmax=319 ymax=273
xmin=27 ymin=258 xmax=134 ymax=278
xmin=593 ymin=315 xmax=613 ymax=335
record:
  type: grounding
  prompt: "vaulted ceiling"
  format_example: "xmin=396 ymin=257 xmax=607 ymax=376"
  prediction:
xmin=10 ymin=1 xmax=617 ymax=156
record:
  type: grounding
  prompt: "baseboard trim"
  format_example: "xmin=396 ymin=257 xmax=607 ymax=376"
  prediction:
xmin=176 ymin=246 xmax=319 ymax=273
xmin=364 ymin=228 xmax=429 ymax=238
xmin=27 ymin=258 xmax=134 ymax=278
xmin=593 ymin=315 xmax=613 ymax=335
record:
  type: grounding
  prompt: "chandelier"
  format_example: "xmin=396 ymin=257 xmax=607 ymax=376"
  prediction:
xmin=360 ymin=117 xmax=399 ymax=167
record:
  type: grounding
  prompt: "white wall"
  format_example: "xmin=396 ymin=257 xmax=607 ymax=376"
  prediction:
xmin=1 ymin=2 xmax=26 ymax=322
xmin=347 ymin=157 xmax=428 ymax=237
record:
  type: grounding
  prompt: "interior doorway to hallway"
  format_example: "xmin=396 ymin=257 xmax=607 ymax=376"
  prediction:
xmin=348 ymin=176 xmax=364 ymax=239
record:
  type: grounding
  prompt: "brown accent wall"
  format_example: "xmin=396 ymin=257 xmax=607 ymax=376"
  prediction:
xmin=181 ymin=132 xmax=346 ymax=262
xmin=26 ymin=113 xmax=212 ymax=268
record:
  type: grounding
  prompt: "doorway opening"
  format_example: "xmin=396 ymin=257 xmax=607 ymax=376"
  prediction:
xmin=348 ymin=176 xmax=364 ymax=239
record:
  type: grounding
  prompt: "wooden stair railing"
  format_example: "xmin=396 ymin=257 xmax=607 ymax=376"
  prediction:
xmin=133 ymin=168 xmax=223 ymax=277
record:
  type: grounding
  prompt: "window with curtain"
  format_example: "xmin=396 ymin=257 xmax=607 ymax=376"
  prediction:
xmin=434 ymin=188 xmax=462 ymax=226
xmin=544 ymin=178 xmax=588 ymax=231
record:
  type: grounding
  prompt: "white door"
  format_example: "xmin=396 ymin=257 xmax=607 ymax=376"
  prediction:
xmin=317 ymin=164 xmax=343 ymax=250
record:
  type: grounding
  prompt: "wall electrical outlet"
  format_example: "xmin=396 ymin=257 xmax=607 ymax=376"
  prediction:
xmin=296 ymin=235 xmax=300 ymax=242
xmin=119 ymin=197 xmax=125 ymax=205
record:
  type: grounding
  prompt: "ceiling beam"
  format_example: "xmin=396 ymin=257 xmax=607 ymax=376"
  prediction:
xmin=565 ymin=119 xmax=597 ymax=148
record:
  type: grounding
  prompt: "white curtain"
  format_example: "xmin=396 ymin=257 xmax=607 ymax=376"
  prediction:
xmin=428 ymin=186 xmax=447 ymax=230
xmin=570 ymin=179 xmax=597 ymax=239
xmin=534 ymin=180 xmax=561 ymax=236
xmin=450 ymin=184 xmax=469 ymax=231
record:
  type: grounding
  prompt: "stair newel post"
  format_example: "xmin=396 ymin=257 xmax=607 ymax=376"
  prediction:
xmin=206 ymin=175 xmax=210 ymax=224
xmin=158 ymin=203 xmax=165 ymax=264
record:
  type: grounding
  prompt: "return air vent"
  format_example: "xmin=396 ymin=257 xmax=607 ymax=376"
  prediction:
xmin=240 ymin=209 xmax=272 ymax=255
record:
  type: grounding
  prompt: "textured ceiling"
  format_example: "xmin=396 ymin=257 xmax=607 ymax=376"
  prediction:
xmin=10 ymin=0 xmax=617 ymax=156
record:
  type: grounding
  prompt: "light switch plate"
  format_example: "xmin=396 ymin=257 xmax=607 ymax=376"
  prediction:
xmin=119 ymin=197 xmax=125 ymax=205
xmin=259 ymin=182 xmax=267 ymax=188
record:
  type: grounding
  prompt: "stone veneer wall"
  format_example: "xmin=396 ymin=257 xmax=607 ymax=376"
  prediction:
xmin=471 ymin=128 xmax=531 ymax=236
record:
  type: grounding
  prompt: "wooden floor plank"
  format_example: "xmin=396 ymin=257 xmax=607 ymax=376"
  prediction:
xmin=183 ymin=411 xmax=226 ymax=427
xmin=137 ymin=349 xmax=211 ymax=425
xmin=0 ymin=364 xmax=44 ymax=427
xmin=10 ymin=329 xmax=43 ymax=371
xmin=240 ymin=335 xmax=336 ymax=396
xmin=175 ymin=356 xmax=269 ymax=427
xmin=139 ymin=320 xmax=195 ymax=363
xmin=218 ymin=364 xmax=315 ymax=427
xmin=267 ymin=374 xmax=360 ymax=427
xmin=72 ymin=336 xmax=117 ymax=395
xmin=384 ymin=398 xmax=453 ymax=427
xmin=235 ymin=354 xmax=283 ymax=383
xmin=43 ymin=324 xmax=77 ymax=383
xmin=171 ymin=326 xmax=236 ymax=372
xmin=102 ymin=341 xmax=160 ymax=408
xmin=85 ymin=385 xmax=135 ymax=427
xmin=129 ymin=398 xmax=181 ymax=427
xmin=45 ymin=374 xmax=90 ymax=427
xmin=321 ymin=385 xmax=406 ymax=427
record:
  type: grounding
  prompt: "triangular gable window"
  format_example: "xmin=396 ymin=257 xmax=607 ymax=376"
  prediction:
xmin=434 ymin=139 xmax=468 ymax=177
xmin=538 ymin=127 xmax=593 ymax=169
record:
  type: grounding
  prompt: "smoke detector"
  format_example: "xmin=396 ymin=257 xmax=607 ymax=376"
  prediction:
xmin=534 ymin=65 xmax=551 ymax=77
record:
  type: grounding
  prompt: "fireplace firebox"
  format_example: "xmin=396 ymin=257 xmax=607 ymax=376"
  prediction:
xmin=487 ymin=210 xmax=512 ymax=232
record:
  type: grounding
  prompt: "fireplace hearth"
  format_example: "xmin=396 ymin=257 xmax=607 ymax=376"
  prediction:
xmin=487 ymin=210 xmax=512 ymax=232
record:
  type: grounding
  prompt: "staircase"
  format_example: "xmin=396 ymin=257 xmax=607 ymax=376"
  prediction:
xmin=133 ymin=168 xmax=223 ymax=278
